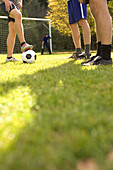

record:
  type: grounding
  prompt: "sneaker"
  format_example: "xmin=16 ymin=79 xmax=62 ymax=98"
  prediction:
xmin=78 ymin=52 xmax=91 ymax=59
xmin=81 ymin=55 xmax=97 ymax=66
xmin=68 ymin=52 xmax=91 ymax=60
xmin=68 ymin=53 xmax=78 ymax=59
xmin=21 ymin=43 xmax=33 ymax=53
xmin=93 ymin=56 xmax=112 ymax=65
xmin=6 ymin=57 xmax=21 ymax=62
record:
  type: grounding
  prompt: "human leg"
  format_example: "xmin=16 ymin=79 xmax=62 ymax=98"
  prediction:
xmin=7 ymin=21 xmax=16 ymax=58
xmin=78 ymin=18 xmax=91 ymax=58
xmin=41 ymin=49 xmax=44 ymax=55
xmin=68 ymin=23 xmax=83 ymax=59
xmin=90 ymin=0 xmax=112 ymax=65
xmin=46 ymin=43 xmax=52 ymax=54
xmin=82 ymin=0 xmax=112 ymax=65
xmin=90 ymin=0 xmax=112 ymax=45
xmin=81 ymin=27 xmax=101 ymax=65
xmin=6 ymin=20 xmax=21 ymax=62
xmin=41 ymin=44 xmax=45 ymax=55
xmin=67 ymin=0 xmax=84 ymax=59
xmin=81 ymin=1 xmax=102 ymax=65
xmin=9 ymin=9 xmax=24 ymax=43
xmin=69 ymin=22 xmax=91 ymax=60
xmin=78 ymin=19 xmax=91 ymax=46
xmin=68 ymin=0 xmax=91 ymax=59
xmin=70 ymin=23 xmax=81 ymax=50
xmin=9 ymin=8 xmax=33 ymax=52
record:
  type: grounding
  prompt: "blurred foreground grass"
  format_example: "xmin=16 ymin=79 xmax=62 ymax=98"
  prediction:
xmin=0 ymin=52 xmax=113 ymax=170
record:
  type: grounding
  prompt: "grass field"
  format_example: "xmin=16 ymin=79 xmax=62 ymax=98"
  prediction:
xmin=0 ymin=52 xmax=113 ymax=170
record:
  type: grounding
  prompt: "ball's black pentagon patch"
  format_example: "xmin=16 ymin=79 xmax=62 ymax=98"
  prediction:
xmin=26 ymin=54 xmax=32 ymax=59
xmin=34 ymin=55 xmax=37 ymax=60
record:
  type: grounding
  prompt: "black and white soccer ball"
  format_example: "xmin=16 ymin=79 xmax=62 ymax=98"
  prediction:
xmin=21 ymin=50 xmax=36 ymax=63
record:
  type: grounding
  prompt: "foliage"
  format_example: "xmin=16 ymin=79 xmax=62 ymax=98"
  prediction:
xmin=47 ymin=0 xmax=70 ymax=36
xmin=47 ymin=0 xmax=113 ymax=36
xmin=0 ymin=53 xmax=113 ymax=170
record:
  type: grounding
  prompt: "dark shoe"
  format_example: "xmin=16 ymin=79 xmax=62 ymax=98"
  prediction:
xmin=81 ymin=55 xmax=97 ymax=66
xmin=78 ymin=52 xmax=91 ymax=59
xmin=68 ymin=53 xmax=78 ymax=59
xmin=68 ymin=52 xmax=91 ymax=60
xmin=93 ymin=56 xmax=112 ymax=65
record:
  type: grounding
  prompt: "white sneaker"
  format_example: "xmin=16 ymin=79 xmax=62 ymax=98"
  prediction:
xmin=6 ymin=57 xmax=21 ymax=62
xmin=21 ymin=43 xmax=33 ymax=52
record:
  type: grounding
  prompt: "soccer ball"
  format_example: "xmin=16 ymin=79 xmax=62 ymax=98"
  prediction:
xmin=21 ymin=50 xmax=36 ymax=63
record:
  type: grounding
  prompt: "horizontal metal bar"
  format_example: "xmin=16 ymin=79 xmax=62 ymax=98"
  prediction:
xmin=0 ymin=16 xmax=50 ymax=21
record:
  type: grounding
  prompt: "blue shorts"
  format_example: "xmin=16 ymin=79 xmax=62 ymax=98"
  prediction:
xmin=68 ymin=0 xmax=87 ymax=24
xmin=0 ymin=2 xmax=16 ymax=22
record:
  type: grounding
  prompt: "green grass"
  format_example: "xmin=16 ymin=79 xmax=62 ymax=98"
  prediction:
xmin=0 ymin=52 xmax=113 ymax=170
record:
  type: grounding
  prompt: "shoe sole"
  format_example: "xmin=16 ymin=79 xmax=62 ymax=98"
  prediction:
xmin=21 ymin=45 xmax=33 ymax=53
xmin=81 ymin=56 xmax=97 ymax=65
xmin=93 ymin=61 xmax=112 ymax=65
xmin=82 ymin=60 xmax=95 ymax=66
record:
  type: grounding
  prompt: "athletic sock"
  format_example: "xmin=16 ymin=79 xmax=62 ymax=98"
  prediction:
xmin=76 ymin=48 xmax=82 ymax=55
xmin=7 ymin=56 xmax=12 ymax=59
xmin=21 ymin=42 xmax=26 ymax=47
xmin=100 ymin=44 xmax=112 ymax=60
xmin=96 ymin=41 xmax=101 ymax=56
xmin=85 ymin=44 xmax=90 ymax=55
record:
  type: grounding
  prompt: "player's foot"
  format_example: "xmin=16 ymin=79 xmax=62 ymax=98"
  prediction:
xmin=21 ymin=43 xmax=33 ymax=53
xmin=78 ymin=52 xmax=91 ymax=59
xmin=93 ymin=56 xmax=112 ymax=65
xmin=6 ymin=57 xmax=21 ymax=62
xmin=68 ymin=52 xmax=78 ymax=59
xmin=81 ymin=55 xmax=97 ymax=66
xmin=68 ymin=52 xmax=91 ymax=60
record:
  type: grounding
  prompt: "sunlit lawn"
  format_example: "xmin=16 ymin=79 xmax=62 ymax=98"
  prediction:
xmin=0 ymin=52 xmax=113 ymax=170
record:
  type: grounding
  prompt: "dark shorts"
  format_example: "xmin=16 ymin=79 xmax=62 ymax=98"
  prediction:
xmin=84 ymin=0 xmax=111 ymax=4
xmin=68 ymin=0 xmax=87 ymax=24
xmin=0 ymin=2 xmax=16 ymax=22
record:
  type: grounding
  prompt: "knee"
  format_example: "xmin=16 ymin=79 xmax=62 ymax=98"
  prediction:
xmin=78 ymin=19 xmax=86 ymax=27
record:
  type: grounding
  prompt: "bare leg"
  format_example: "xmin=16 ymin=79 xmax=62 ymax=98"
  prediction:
xmin=78 ymin=18 xmax=91 ymax=45
xmin=9 ymin=8 xmax=33 ymax=52
xmin=95 ymin=21 xmax=101 ymax=43
xmin=69 ymin=23 xmax=81 ymax=48
xmin=9 ymin=9 xmax=25 ymax=43
xmin=90 ymin=0 xmax=112 ymax=44
xmin=78 ymin=18 xmax=91 ymax=57
xmin=83 ymin=0 xmax=112 ymax=65
xmin=7 ymin=21 xmax=16 ymax=57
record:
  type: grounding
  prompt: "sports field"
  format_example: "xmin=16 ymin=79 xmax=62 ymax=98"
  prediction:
xmin=0 ymin=52 xmax=113 ymax=170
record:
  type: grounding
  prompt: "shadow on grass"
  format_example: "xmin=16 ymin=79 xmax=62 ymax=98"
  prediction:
xmin=0 ymin=60 xmax=113 ymax=170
